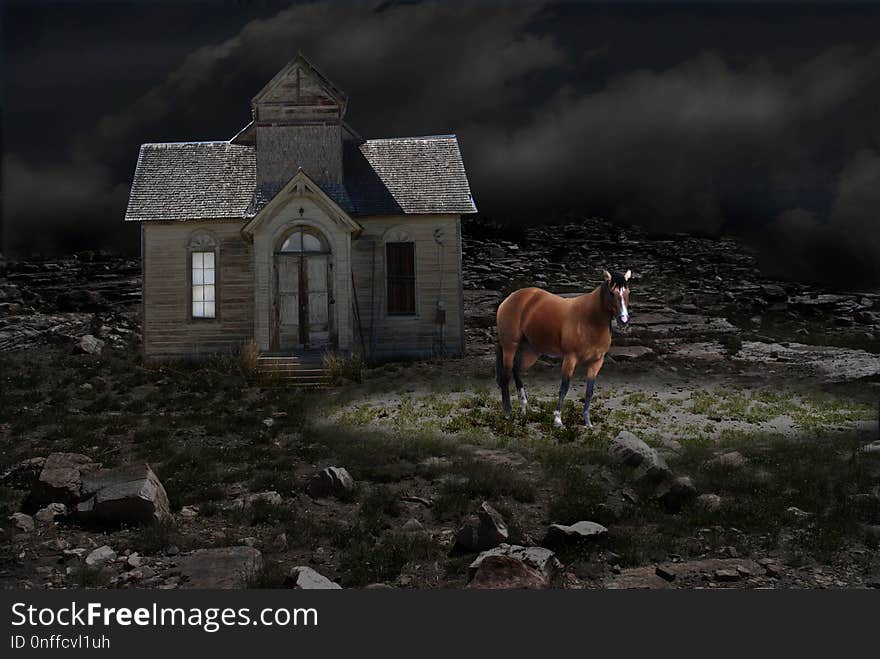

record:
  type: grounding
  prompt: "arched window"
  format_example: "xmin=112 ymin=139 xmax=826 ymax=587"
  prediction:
xmin=189 ymin=231 xmax=218 ymax=319
xmin=384 ymin=227 xmax=416 ymax=316
xmin=277 ymin=226 xmax=330 ymax=254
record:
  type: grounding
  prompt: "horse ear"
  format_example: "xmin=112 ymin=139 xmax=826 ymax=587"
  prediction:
xmin=602 ymin=270 xmax=611 ymax=283
xmin=624 ymin=269 xmax=631 ymax=281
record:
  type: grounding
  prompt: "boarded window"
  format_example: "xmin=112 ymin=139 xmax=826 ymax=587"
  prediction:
xmin=386 ymin=242 xmax=415 ymax=315
xmin=192 ymin=251 xmax=216 ymax=318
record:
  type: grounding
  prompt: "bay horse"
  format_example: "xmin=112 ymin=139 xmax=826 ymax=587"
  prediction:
xmin=496 ymin=269 xmax=632 ymax=428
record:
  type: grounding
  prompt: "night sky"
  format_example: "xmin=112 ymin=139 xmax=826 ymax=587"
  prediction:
xmin=3 ymin=1 xmax=879 ymax=286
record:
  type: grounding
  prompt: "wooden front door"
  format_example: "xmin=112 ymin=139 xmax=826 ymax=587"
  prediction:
xmin=274 ymin=254 xmax=331 ymax=350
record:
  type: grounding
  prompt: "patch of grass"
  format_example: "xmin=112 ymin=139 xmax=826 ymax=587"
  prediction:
xmin=438 ymin=457 xmax=536 ymax=504
xmin=546 ymin=465 xmax=612 ymax=526
xmin=243 ymin=560 xmax=288 ymax=589
xmin=157 ymin=447 xmax=226 ymax=510
xmin=323 ymin=351 xmax=364 ymax=384
xmin=337 ymin=526 xmax=442 ymax=587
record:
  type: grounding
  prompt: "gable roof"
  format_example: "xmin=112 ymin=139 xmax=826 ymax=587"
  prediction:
xmin=124 ymin=142 xmax=255 ymax=222
xmin=251 ymin=53 xmax=347 ymax=114
xmin=125 ymin=135 xmax=477 ymax=222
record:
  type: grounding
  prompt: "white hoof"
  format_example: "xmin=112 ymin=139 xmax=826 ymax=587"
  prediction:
xmin=518 ymin=388 xmax=528 ymax=416
xmin=553 ymin=411 xmax=563 ymax=428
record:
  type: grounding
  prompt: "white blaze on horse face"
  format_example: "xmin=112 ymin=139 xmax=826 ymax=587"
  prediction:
xmin=619 ymin=288 xmax=629 ymax=324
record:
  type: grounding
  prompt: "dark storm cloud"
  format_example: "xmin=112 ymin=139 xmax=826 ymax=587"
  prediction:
xmin=3 ymin=1 xmax=880 ymax=286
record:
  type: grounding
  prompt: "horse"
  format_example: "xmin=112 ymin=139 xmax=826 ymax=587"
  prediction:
xmin=495 ymin=269 xmax=632 ymax=428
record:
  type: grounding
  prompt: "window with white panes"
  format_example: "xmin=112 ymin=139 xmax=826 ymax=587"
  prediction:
xmin=191 ymin=251 xmax=216 ymax=318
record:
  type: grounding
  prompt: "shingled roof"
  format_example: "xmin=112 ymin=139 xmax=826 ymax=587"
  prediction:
xmin=124 ymin=135 xmax=476 ymax=222
xmin=125 ymin=142 xmax=256 ymax=222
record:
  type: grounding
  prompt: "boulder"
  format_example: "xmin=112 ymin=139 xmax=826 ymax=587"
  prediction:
xmin=695 ymin=493 xmax=723 ymax=512
xmin=85 ymin=545 xmax=117 ymax=567
xmin=76 ymin=464 xmax=170 ymax=524
xmin=609 ymin=432 xmax=671 ymax=483
xmin=469 ymin=544 xmax=560 ymax=582
xmin=655 ymin=476 xmax=698 ymax=513
xmin=77 ymin=334 xmax=105 ymax=355
xmin=233 ymin=491 xmax=283 ymax=509
xmin=32 ymin=452 xmax=98 ymax=505
xmin=287 ymin=566 xmax=342 ymax=590
xmin=401 ymin=518 xmax=425 ymax=534
xmin=544 ymin=521 xmax=608 ymax=545
xmin=452 ymin=502 xmax=509 ymax=553
xmin=176 ymin=547 xmax=263 ymax=589
xmin=467 ymin=555 xmax=547 ymax=589
xmin=34 ymin=503 xmax=67 ymax=524
xmin=9 ymin=512 xmax=34 ymax=533
xmin=307 ymin=467 xmax=355 ymax=498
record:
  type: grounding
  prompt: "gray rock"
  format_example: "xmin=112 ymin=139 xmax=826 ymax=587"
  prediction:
xmin=785 ymin=506 xmax=814 ymax=522
xmin=861 ymin=441 xmax=880 ymax=455
xmin=34 ymin=502 xmax=67 ymax=524
xmin=609 ymin=432 xmax=671 ymax=482
xmin=176 ymin=547 xmax=263 ymax=589
xmin=760 ymin=284 xmax=788 ymax=301
xmin=452 ymin=502 xmax=509 ymax=553
xmin=695 ymin=493 xmax=723 ymax=512
xmin=9 ymin=512 xmax=34 ymax=532
xmin=544 ymin=521 xmax=608 ymax=544
xmin=607 ymin=346 xmax=654 ymax=360
xmin=233 ymin=491 xmax=283 ymax=509
xmin=85 ymin=545 xmax=117 ymax=567
xmin=655 ymin=565 xmax=677 ymax=582
xmin=467 ymin=555 xmax=547 ymax=589
xmin=287 ymin=566 xmax=342 ymax=590
xmin=32 ymin=452 xmax=98 ymax=505
xmin=307 ymin=467 xmax=355 ymax=498
xmin=76 ymin=464 xmax=170 ymax=524
xmin=716 ymin=451 xmax=747 ymax=468
xmin=469 ymin=544 xmax=560 ymax=582
xmin=713 ymin=568 xmax=741 ymax=582
xmin=656 ymin=476 xmax=697 ymax=513
xmin=77 ymin=334 xmax=105 ymax=355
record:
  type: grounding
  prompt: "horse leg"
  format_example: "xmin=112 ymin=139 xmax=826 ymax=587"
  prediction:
xmin=496 ymin=343 xmax=517 ymax=419
xmin=582 ymin=356 xmax=605 ymax=429
xmin=554 ymin=354 xmax=578 ymax=428
xmin=514 ymin=346 xmax=539 ymax=417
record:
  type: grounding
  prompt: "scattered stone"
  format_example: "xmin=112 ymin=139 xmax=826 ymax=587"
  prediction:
xmin=760 ymin=284 xmax=788 ymax=301
xmin=467 ymin=555 xmax=547 ymax=589
xmin=655 ymin=565 xmax=677 ymax=582
xmin=544 ymin=521 xmax=608 ymax=545
xmin=784 ymin=506 xmax=814 ymax=522
xmin=607 ymin=345 xmax=654 ymax=360
xmin=76 ymin=463 xmax=170 ymax=524
xmin=32 ymin=452 xmax=98 ymax=506
xmin=287 ymin=566 xmax=342 ymax=590
xmin=469 ymin=544 xmax=560 ymax=582
xmin=307 ymin=467 xmax=355 ymax=498
xmin=34 ymin=502 xmax=67 ymax=524
xmin=233 ymin=491 xmax=283 ymax=509
xmin=713 ymin=569 xmax=741 ymax=582
xmin=452 ymin=502 xmax=509 ymax=553
xmin=179 ymin=506 xmax=198 ymax=518
xmin=127 ymin=553 xmax=143 ymax=569
xmin=85 ymin=545 xmax=117 ymax=567
xmin=77 ymin=334 xmax=105 ymax=355
xmin=9 ymin=512 xmax=34 ymax=533
xmin=262 ymin=418 xmax=274 ymax=429
xmin=176 ymin=547 xmax=263 ymax=589
xmin=655 ymin=476 xmax=697 ymax=513
xmin=695 ymin=493 xmax=723 ymax=512
xmin=609 ymin=431 xmax=671 ymax=483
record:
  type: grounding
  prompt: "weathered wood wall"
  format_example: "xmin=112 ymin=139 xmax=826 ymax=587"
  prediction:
xmin=351 ymin=215 xmax=464 ymax=359
xmin=142 ymin=221 xmax=253 ymax=359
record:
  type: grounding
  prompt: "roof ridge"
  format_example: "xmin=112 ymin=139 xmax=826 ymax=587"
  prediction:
xmin=363 ymin=134 xmax=458 ymax=143
xmin=141 ymin=140 xmax=239 ymax=148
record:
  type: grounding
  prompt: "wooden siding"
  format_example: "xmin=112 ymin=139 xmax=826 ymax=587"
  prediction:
xmin=351 ymin=215 xmax=464 ymax=359
xmin=143 ymin=221 xmax=253 ymax=359
xmin=256 ymin=124 xmax=343 ymax=187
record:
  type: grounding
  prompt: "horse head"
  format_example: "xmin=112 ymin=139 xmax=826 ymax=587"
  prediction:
xmin=603 ymin=269 xmax=632 ymax=328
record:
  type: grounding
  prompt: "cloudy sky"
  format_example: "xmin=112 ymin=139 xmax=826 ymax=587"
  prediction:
xmin=3 ymin=1 xmax=879 ymax=285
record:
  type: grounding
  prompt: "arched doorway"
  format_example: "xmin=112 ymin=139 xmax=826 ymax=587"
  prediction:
xmin=273 ymin=226 xmax=332 ymax=351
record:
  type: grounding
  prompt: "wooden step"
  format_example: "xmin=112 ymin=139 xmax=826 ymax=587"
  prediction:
xmin=256 ymin=354 xmax=331 ymax=388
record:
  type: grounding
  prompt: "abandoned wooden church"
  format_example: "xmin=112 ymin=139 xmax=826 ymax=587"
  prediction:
xmin=124 ymin=54 xmax=476 ymax=361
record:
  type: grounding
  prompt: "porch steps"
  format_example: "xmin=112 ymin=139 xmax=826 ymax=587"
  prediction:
xmin=257 ymin=354 xmax=331 ymax=388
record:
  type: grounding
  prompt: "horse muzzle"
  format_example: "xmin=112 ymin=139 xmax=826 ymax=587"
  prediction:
xmin=617 ymin=315 xmax=630 ymax=330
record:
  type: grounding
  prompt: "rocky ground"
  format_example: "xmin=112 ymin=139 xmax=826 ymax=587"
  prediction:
xmin=1 ymin=217 xmax=879 ymax=590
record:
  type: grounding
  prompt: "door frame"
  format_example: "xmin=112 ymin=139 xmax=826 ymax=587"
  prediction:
xmin=271 ymin=225 xmax=333 ymax=352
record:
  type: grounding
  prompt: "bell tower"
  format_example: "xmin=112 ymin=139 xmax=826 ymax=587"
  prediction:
xmin=251 ymin=54 xmax=347 ymax=189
